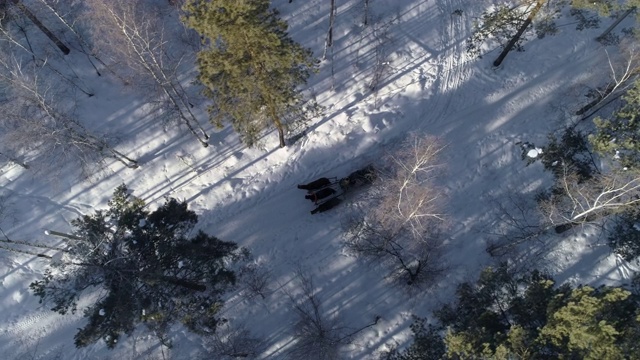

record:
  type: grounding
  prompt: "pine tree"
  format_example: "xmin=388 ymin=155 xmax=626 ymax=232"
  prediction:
xmin=590 ymin=79 xmax=640 ymax=168
xmin=182 ymin=0 xmax=320 ymax=148
xmin=608 ymin=207 xmax=640 ymax=261
xmin=572 ymin=0 xmax=640 ymax=41
xmin=383 ymin=317 xmax=444 ymax=360
xmin=420 ymin=266 xmax=640 ymax=359
xmin=539 ymin=286 xmax=634 ymax=360
xmin=467 ymin=0 xmax=561 ymax=60
xmin=393 ymin=265 xmax=640 ymax=359
xmin=572 ymin=0 xmax=640 ymax=18
xmin=30 ymin=185 xmax=247 ymax=348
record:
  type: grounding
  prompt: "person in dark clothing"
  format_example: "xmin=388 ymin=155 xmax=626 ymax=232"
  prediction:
xmin=297 ymin=177 xmax=332 ymax=191
xmin=305 ymin=187 xmax=336 ymax=203
xmin=310 ymin=197 xmax=342 ymax=214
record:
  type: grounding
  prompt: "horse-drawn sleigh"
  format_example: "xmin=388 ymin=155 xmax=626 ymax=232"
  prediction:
xmin=297 ymin=165 xmax=376 ymax=214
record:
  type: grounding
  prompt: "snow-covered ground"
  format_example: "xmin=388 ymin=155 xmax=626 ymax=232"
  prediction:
xmin=0 ymin=0 xmax=637 ymax=358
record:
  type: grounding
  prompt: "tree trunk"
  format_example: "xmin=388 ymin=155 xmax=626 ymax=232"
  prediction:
xmin=266 ymin=100 xmax=286 ymax=148
xmin=155 ymin=275 xmax=206 ymax=292
xmin=0 ymin=151 xmax=28 ymax=168
xmin=575 ymin=83 xmax=616 ymax=115
xmin=493 ymin=0 xmax=544 ymax=67
xmin=35 ymin=0 xmax=107 ymax=76
xmin=277 ymin=125 xmax=286 ymax=148
xmin=554 ymin=213 xmax=599 ymax=233
xmin=110 ymin=149 xmax=139 ymax=168
xmin=597 ymin=7 xmax=636 ymax=42
xmin=364 ymin=0 xmax=369 ymax=26
xmin=322 ymin=0 xmax=336 ymax=60
xmin=271 ymin=106 xmax=286 ymax=148
xmin=10 ymin=0 xmax=70 ymax=55
xmin=11 ymin=0 xmax=71 ymax=55
xmin=328 ymin=0 xmax=335 ymax=47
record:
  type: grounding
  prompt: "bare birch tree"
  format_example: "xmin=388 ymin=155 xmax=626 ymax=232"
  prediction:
xmin=344 ymin=133 xmax=447 ymax=288
xmin=283 ymin=268 xmax=383 ymax=360
xmin=84 ymin=0 xmax=210 ymax=147
xmin=322 ymin=0 xmax=336 ymax=60
xmin=31 ymin=0 xmax=111 ymax=77
xmin=284 ymin=268 xmax=344 ymax=360
xmin=238 ymin=261 xmax=273 ymax=300
xmin=0 ymin=5 xmax=94 ymax=96
xmin=576 ymin=44 xmax=640 ymax=117
xmin=0 ymin=56 xmax=138 ymax=177
xmin=284 ymin=268 xmax=381 ymax=359
xmin=540 ymin=166 xmax=640 ymax=231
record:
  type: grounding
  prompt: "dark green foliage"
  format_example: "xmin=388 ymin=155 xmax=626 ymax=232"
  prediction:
xmin=590 ymin=79 xmax=640 ymax=169
xmin=439 ymin=266 xmax=639 ymax=359
xmin=467 ymin=1 xmax=562 ymax=58
xmin=542 ymin=128 xmax=597 ymax=181
xmin=382 ymin=317 xmax=444 ymax=360
xmin=467 ymin=5 xmax=526 ymax=57
xmin=398 ymin=265 xmax=640 ymax=359
xmin=534 ymin=17 xmax=559 ymax=39
xmin=570 ymin=0 xmax=634 ymax=18
xmin=609 ymin=208 xmax=640 ymax=261
xmin=435 ymin=265 xmax=525 ymax=352
xmin=570 ymin=8 xmax=602 ymax=31
xmin=537 ymin=286 xmax=639 ymax=359
xmin=182 ymin=0 xmax=321 ymax=148
xmin=509 ymin=271 xmax=571 ymax=330
xmin=403 ymin=320 xmax=444 ymax=360
xmin=522 ymin=128 xmax=598 ymax=182
xmin=30 ymin=185 xmax=246 ymax=348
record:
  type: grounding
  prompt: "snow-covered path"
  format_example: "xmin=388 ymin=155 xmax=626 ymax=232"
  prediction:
xmin=0 ymin=0 xmax=638 ymax=359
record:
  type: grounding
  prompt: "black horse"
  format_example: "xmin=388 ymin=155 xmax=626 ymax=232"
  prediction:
xmin=297 ymin=177 xmax=332 ymax=191
xmin=305 ymin=187 xmax=337 ymax=204
xmin=310 ymin=197 xmax=342 ymax=214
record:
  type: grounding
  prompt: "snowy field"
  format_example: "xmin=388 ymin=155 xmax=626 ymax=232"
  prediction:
xmin=0 ymin=0 xmax=638 ymax=359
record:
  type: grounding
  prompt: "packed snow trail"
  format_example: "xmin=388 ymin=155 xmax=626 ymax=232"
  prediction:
xmin=0 ymin=0 xmax=637 ymax=359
